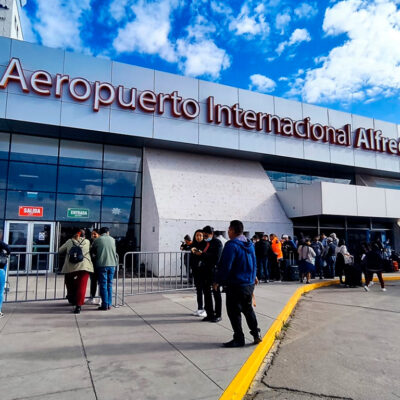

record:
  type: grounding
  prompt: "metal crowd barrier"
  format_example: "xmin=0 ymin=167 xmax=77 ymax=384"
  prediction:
xmin=2 ymin=251 xmax=193 ymax=305
xmin=118 ymin=251 xmax=193 ymax=305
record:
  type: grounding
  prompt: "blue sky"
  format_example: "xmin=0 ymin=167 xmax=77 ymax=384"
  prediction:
xmin=20 ymin=0 xmax=400 ymax=124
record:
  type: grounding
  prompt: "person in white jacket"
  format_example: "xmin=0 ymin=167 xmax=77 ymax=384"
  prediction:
xmin=298 ymin=238 xmax=316 ymax=284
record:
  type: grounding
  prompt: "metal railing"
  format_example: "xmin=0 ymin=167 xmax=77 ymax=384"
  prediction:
xmin=118 ymin=251 xmax=193 ymax=305
xmin=2 ymin=251 xmax=194 ymax=305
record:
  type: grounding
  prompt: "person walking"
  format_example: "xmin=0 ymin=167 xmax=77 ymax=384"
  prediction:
xmin=364 ymin=242 xmax=386 ymax=292
xmin=255 ymin=233 xmax=270 ymax=282
xmin=189 ymin=229 xmax=207 ymax=317
xmin=214 ymin=220 xmax=261 ymax=348
xmin=92 ymin=227 xmax=118 ymax=310
xmin=197 ymin=226 xmax=223 ymax=322
xmin=59 ymin=229 xmax=93 ymax=314
xmin=0 ymin=234 xmax=11 ymax=318
xmin=86 ymin=229 xmax=100 ymax=305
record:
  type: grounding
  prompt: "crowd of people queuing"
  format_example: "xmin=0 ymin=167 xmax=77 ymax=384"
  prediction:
xmin=181 ymin=226 xmax=396 ymax=346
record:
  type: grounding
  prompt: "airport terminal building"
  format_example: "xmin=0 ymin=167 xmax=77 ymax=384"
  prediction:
xmin=1 ymin=37 xmax=400 ymax=272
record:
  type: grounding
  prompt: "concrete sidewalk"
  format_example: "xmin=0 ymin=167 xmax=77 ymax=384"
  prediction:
xmin=0 ymin=281 xmax=301 ymax=400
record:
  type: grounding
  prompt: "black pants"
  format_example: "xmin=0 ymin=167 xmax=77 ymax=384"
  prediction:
xmin=203 ymin=274 xmax=222 ymax=318
xmin=90 ymin=272 xmax=98 ymax=298
xmin=192 ymin=268 xmax=203 ymax=310
xmin=226 ymin=284 xmax=259 ymax=342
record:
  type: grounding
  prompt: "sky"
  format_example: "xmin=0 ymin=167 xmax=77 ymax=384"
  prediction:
xmin=20 ymin=0 xmax=400 ymax=124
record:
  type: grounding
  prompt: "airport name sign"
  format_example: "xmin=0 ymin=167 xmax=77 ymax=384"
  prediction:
xmin=0 ymin=57 xmax=397 ymax=156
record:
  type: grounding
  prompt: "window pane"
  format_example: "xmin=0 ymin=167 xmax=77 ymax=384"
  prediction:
xmin=56 ymin=193 xmax=101 ymax=221
xmin=286 ymin=173 xmax=312 ymax=184
xmin=60 ymin=140 xmax=102 ymax=168
xmin=58 ymin=166 xmax=102 ymax=195
xmin=105 ymin=223 xmax=141 ymax=256
xmin=0 ymin=190 xmax=5 ymax=219
xmin=267 ymin=171 xmax=286 ymax=181
xmin=101 ymin=197 xmax=140 ymax=223
xmin=0 ymin=160 xmax=7 ymax=189
xmin=6 ymin=191 xmax=55 ymax=220
xmin=271 ymin=181 xmax=286 ymax=191
xmin=11 ymin=135 xmax=58 ymax=164
xmin=102 ymin=171 xmax=141 ymax=197
xmin=104 ymin=145 xmax=142 ymax=171
xmin=0 ymin=132 xmax=10 ymax=159
xmin=8 ymin=162 xmax=57 ymax=192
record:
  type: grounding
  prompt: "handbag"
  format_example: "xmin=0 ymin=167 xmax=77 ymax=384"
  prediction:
xmin=344 ymin=254 xmax=354 ymax=265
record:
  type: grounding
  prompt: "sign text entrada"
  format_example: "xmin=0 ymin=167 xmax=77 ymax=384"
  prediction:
xmin=0 ymin=58 xmax=396 ymax=155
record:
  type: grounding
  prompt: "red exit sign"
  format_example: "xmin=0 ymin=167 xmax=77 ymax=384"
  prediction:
xmin=19 ymin=206 xmax=43 ymax=217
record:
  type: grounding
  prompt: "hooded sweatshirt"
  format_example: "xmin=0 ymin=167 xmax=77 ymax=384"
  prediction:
xmin=216 ymin=236 xmax=257 ymax=286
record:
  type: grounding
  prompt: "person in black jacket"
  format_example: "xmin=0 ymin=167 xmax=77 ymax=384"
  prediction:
xmin=364 ymin=242 xmax=386 ymax=292
xmin=193 ymin=226 xmax=223 ymax=322
xmin=255 ymin=234 xmax=270 ymax=282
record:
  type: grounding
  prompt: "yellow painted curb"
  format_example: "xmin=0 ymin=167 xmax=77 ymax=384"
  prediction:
xmin=219 ymin=275 xmax=400 ymax=400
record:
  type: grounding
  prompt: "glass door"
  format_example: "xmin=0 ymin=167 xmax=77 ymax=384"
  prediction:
xmin=4 ymin=221 xmax=55 ymax=274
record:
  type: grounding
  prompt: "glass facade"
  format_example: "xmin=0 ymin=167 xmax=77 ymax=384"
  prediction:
xmin=0 ymin=132 xmax=142 ymax=252
xmin=266 ymin=170 xmax=353 ymax=191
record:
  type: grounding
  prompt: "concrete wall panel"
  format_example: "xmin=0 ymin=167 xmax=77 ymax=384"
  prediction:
xmin=154 ymin=116 xmax=198 ymax=144
xmin=238 ymin=89 xmax=274 ymax=114
xmin=199 ymin=80 xmax=238 ymax=105
xmin=110 ymin=108 xmax=153 ymax=138
xmin=321 ymin=182 xmax=357 ymax=215
xmin=112 ymin=61 xmax=154 ymax=91
xmin=356 ymin=186 xmax=386 ymax=217
xmin=239 ymin=131 xmax=276 ymax=155
xmin=274 ymin=97 xmax=302 ymax=121
xmin=0 ymin=37 xmax=11 ymax=67
xmin=155 ymin=70 xmax=198 ymax=101
xmin=199 ymin=123 xmax=239 ymax=149
xmin=303 ymin=103 xmax=328 ymax=126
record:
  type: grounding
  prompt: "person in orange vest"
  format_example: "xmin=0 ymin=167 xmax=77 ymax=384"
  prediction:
xmin=270 ymin=234 xmax=284 ymax=281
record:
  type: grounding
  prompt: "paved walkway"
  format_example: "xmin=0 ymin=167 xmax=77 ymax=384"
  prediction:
xmin=0 ymin=281 xmax=302 ymax=400
xmin=248 ymin=280 xmax=400 ymax=400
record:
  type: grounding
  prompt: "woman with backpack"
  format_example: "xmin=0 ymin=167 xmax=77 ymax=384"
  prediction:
xmin=59 ymin=229 xmax=93 ymax=314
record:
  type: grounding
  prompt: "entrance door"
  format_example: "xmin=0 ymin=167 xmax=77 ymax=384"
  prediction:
xmin=4 ymin=221 xmax=55 ymax=274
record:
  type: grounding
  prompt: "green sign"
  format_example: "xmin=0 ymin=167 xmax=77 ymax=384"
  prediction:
xmin=67 ymin=208 xmax=89 ymax=218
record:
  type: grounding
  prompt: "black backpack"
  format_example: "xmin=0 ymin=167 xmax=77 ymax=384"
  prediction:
xmin=68 ymin=239 xmax=84 ymax=264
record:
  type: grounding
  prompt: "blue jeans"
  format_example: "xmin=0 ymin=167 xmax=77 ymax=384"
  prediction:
xmin=257 ymin=257 xmax=269 ymax=281
xmin=97 ymin=267 xmax=115 ymax=308
xmin=0 ymin=265 xmax=7 ymax=312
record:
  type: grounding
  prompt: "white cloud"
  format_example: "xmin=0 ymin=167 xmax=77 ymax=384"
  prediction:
xmin=20 ymin=7 xmax=36 ymax=43
xmin=177 ymin=39 xmax=231 ymax=78
xmin=177 ymin=15 xmax=231 ymax=78
xmin=249 ymin=74 xmax=277 ymax=93
xmin=28 ymin=0 xmax=91 ymax=53
xmin=299 ymin=0 xmax=400 ymax=103
xmin=275 ymin=11 xmax=291 ymax=34
xmin=109 ymin=0 xmax=130 ymax=22
xmin=276 ymin=28 xmax=311 ymax=55
xmin=294 ymin=2 xmax=318 ymax=19
xmin=229 ymin=3 xmax=270 ymax=38
xmin=113 ymin=0 xmax=179 ymax=62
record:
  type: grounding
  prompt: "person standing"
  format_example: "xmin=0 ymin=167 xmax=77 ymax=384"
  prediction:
xmin=196 ymin=226 xmax=223 ymax=322
xmin=92 ymin=227 xmax=118 ymax=310
xmin=59 ymin=229 xmax=93 ymax=314
xmin=298 ymin=238 xmax=316 ymax=284
xmin=86 ymin=229 xmax=100 ymax=305
xmin=270 ymin=234 xmax=284 ymax=281
xmin=189 ymin=229 xmax=207 ymax=317
xmin=214 ymin=220 xmax=261 ymax=348
xmin=325 ymin=237 xmax=337 ymax=279
xmin=311 ymin=236 xmax=324 ymax=279
xmin=255 ymin=233 xmax=270 ymax=282
xmin=0 ymin=234 xmax=11 ymax=318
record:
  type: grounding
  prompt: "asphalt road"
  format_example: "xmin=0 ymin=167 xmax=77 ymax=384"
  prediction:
xmin=248 ymin=280 xmax=400 ymax=400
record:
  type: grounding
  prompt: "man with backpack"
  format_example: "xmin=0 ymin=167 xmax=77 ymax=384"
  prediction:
xmin=92 ymin=227 xmax=118 ymax=311
xmin=214 ymin=220 xmax=261 ymax=347
xmin=59 ymin=229 xmax=93 ymax=314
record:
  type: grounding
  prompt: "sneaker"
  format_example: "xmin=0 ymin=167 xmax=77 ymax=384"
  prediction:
xmin=253 ymin=336 xmax=262 ymax=345
xmin=0 ymin=312 xmax=4 ymax=319
xmin=198 ymin=310 xmax=207 ymax=318
xmin=211 ymin=317 xmax=222 ymax=323
xmin=368 ymin=281 xmax=375 ymax=287
xmin=265 ymin=280 xmax=270 ymax=283
xmin=382 ymin=288 xmax=387 ymax=292
xmin=364 ymin=285 xmax=370 ymax=292
xmin=85 ymin=297 xmax=96 ymax=305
